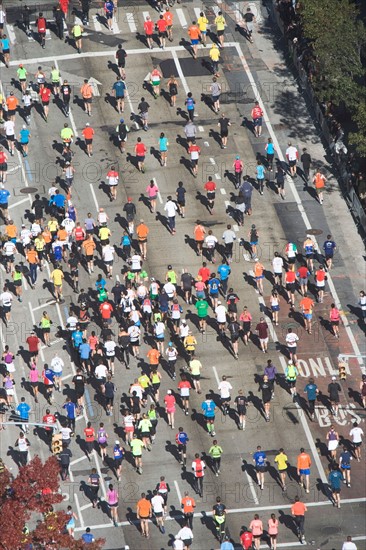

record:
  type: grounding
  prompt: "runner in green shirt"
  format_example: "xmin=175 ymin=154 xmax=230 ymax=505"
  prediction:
xmin=195 ymin=298 xmax=209 ymax=333
xmin=72 ymin=23 xmax=83 ymax=54
xmin=209 ymin=440 xmax=223 ymax=476
xmin=17 ymin=65 xmax=28 ymax=93
xmin=130 ymin=434 xmax=144 ymax=474
xmin=189 ymin=357 xmax=202 ymax=394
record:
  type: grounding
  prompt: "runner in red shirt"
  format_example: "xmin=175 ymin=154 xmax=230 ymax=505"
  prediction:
xmin=144 ymin=15 xmax=154 ymax=50
xmin=36 ymin=12 xmax=47 ymax=49
xmin=240 ymin=530 xmax=254 ymax=550
xmin=198 ymin=263 xmax=210 ymax=283
xmin=251 ymin=100 xmax=264 ymax=137
xmin=204 ymin=177 xmax=217 ymax=214
xmin=285 ymin=269 xmax=297 ymax=308
xmin=163 ymin=8 xmax=173 ymax=42
xmin=40 ymin=86 xmax=51 ymax=121
xmin=99 ymin=300 xmax=113 ymax=326
xmin=82 ymin=123 xmax=95 ymax=157
xmin=156 ymin=15 xmax=168 ymax=49
xmin=134 ymin=138 xmax=147 ymax=173
xmin=106 ymin=166 xmax=119 ymax=201
xmin=188 ymin=143 xmax=201 ymax=177
xmin=42 ymin=408 xmax=56 ymax=443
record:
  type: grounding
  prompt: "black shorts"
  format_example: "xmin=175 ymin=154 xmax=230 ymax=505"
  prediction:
xmin=286 ymin=283 xmax=295 ymax=292
xmin=217 ymin=29 xmax=224 ymax=36
xmin=207 ymin=192 xmax=215 ymax=200
xmin=178 ymin=199 xmax=186 ymax=207
xmin=7 ymin=110 xmax=15 ymax=118
xmin=86 ymin=254 xmax=93 ymax=261
xmin=114 ymin=457 xmax=122 ymax=467
xmin=83 ymin=97 xmax=92 ymax=103
xmin=42 ymin=101 xmax=50 ymax=106
xmin=0 ymin=163 xmax=7 ymax=171
xmin=237 ymin=405 xmax=246 ymax=415
xmin=118 ymin=60 xmax=126 ymax=68
xmin=159 ymin=31 xmax=167 ymax=38
xmin=256 ymin=465 xmax=266 ymax=472
xmin=220 ymin=130 xmax=228 ymax=138
xmin=106 ymin=12 xmax=113 ymax=19
xmin=289 ymin=159 xmax=297 ymax=167
xmin=85 ymin=138 xmax=93 ymax=145
xmin=6 ymin=135 xmax=15 ymax=141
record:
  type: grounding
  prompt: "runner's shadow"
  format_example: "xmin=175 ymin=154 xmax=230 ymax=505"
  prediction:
xmin=104 ymin=92 xmax=117 ymax=111
xmin=150 ymin=146 xmax=161 ymax=164
xmin=155 ymin=212 xmax=171 ymax=233
xmin=165 ymin=439 xmax=181 ymax=463
xmin=247 ymin=390 xmax=266 ymax=420
xmin=278 ymin=510 xmax=297 ymax=536
xmin=242 ymin=116 xmax=254 ymax=134
xmin=243 ymin=271 xmax=257 ymax=290
xmin=176 ymin=107 xmax=189 ymax=121
xmin=107 ymin=60 xmax=120 ymax=77
xmin=178 ymin=37 xmax=193 ymax=54
xmin=201 ymin=93 xmax=215 ymax=113
xmin=72 ymin=94 xmax=85 ymax=111
xmin=208 ymin=128 xmax=222 ymax=148
xmin=126 ymin=152 xmax=139 ymax=170
xmin=52 ymin=140 xmax=64 ymax=154
xmin=315 ymin=437 xmax=329 ymax=459
xmin=224 ymin=170 xmax=237 ymax=187
xmin=241 ymin=459 xmax=257 ymax=484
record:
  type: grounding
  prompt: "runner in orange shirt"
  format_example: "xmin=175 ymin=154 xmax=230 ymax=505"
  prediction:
xmin=6 ymin=92 xmax=18 ymax=122
xmin=194 ymin=221 xmax=206 ymax=256
xmin=136 ymin=219 xmax=149 ymax=260
xmin=147 ymin=346 xmax=160 ymax=367
xmin=137 ymin=493 xmax=152 ymax=538
xmin=163 ymin=8 xmax=173 ymax=42
xmin=299 ymin=294 xmax=314 ymax=334
xmin=313 ymin=171 xmax=326 ymax=205
xmin=82 ymin=234 xmax=96 ymax=274
xmin=291 ymin=496 xmax=307 ymax=542
xmin=297 ymin=448 xmax=311 ymax=493
xmin=181 ymin=491 xmax=196 ymax=529
xmin=188 ymin=21 xmax=201 ymax=59
xmin=254 ymin=260 xmax=264 ymax=295
xmin=82 ymin=122 xmax=94 ymax=157
xmin=80 ymin=79 xmax=93 ymax=116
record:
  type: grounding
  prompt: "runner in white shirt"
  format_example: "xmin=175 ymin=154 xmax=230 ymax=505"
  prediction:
xmin=104 ymin=336 xmax=117 ymax=375
xmin=349 ymin=422 xmax=364 ymax=461
xmin=272 ymin=252 xmax=284 ymax=286
xmin=97 ymin=207 xmax=109 ymax=226
xmin=341 ymin=536 xmax=358 ymax=550
xmin=285 ymin=328 xmax=299 ymax=363
xmin=218 ymin=375 xmax=232 ymax=415
xmin=94 ymin=364 xmax=108 ymax=392
xmin=61 ymin=215 xmax=75 ymax=235
xmin=164 ymin=197 xmax=178 ymax=234
xmin=66 ymin=314 xmax=78 ymax=331
xmin=3 ymin=240 xmax=16 ymax=273
xmin=102 ymin=244 xmax=115 ymax=278
xmin=130 ymin=254 xmax=142 ymax=283
xmin=205 ymin=230 xmax=218 ymax=263
xmin=20 ymin=225 xmax=32 ymax=249
xmin=0 ymin=289 xmax=13 ymax=321
xmin=151 ymin=491 xmax=166 ymax=533
xmin=285 ymin=141 xmax=299 ymax=177
xmin=4 ymin=120 xmax=15 ymax=155
xmin=215 ymin=301 xmax=227 ymax=335
xmin=163 ymin=281 xmax=176 ymax=299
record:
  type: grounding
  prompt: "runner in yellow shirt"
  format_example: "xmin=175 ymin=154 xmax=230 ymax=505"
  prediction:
xmin=214 ymin=11 xmax=226 ymax=48
xmin=50 ymin=266 xmax=64 ymax=303
xmin=197 ymin=11 xmax=209 ymax=46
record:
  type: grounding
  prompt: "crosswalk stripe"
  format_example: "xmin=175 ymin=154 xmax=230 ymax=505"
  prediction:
xmin=193 ymin=7 xmax=201 ymax=21
xmin=111 ymin=19 xmax=121 ymax=34
xmin=142 ymin=11 xmax=150 ymax=22
xmin=126 ymin=12 xmax=137 ymax=33
xmin=176 ymin=8 xmax=188 ymax=29
xmin=6 ymin=24 xmax=16 ymax=44
xmin=92 ymin=14 xmax=102 ymax=32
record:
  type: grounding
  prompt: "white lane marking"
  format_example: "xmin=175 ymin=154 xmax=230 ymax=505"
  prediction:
xmin=31 ymin=300 xmax=56 ymax=311
xmin=92 ymin=15 xmax=103 ymax=32
xmin=8 ymin=41 xmax=240 ymax=66
xmin=70 ymin=455 xmax=88 ymax=466
xmin=6 ymin=24 xmax=16 ymax=44
xmin=153 ymin=178 xmax=163 ymax=204
xmin=89 ymin=184 xmax=99 ymax=211
xmin=174 ymin=480 xmax=182 ymax=503
xmin=212 ymin=5 xmax=220 ymax=16
xmin=126 ymin=13 xmax=137 ymax=33
xmin=124 ymin=82 xmax=139 ymax=130
xmin=176 ymin=8 xmax=188 ymax=29
xmin=172 ymin=50 xmax=190 ymax=95
xmin=224 ymin=200 xmax=230 ymax=208
xmin=234 ymin=42 xmax=364 ymax=369
xmin=61 ymin=373 xmax=73 ymax=381
xmin=74 ymin=494 xmax=84 ymax=529
xmin=111 ymin=20 xmax=121 ymax=34
xmin=198 ymin=125 xmax=204 ymax=132
xmin=142 ymin=12 xmax=150 ymax=22
xmin=233 ymin=224 xmax=239 ymax=232
xmin=212 ymin=365 xmax=220 ymax=385
xmin=194 ymin=8 xmax=201 ymax=21
xmin=74 ymin=497 xmax=366 ymax=532
xmin=80 ymin=502 xmax=94 ymax=511
xmin=9 ymin=197 xmax=30 ymax=209
xmin=244 ymin=470 xmax=259 ymax=505
xmin=215 ymin=172 xmax=221 ymax=180
xmin=220 ymin=188 xmax=226 ymax=195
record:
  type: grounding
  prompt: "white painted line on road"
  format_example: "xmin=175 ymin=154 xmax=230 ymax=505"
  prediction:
xmin=6 ymin=24 xmax=16 ymax=44
xmin=209 ymin=158 xmax=215 ymax=164
xmin=172 ymin=50 xmax=190 ymax=95
xmin=142 ymin=12 xmax=150 ymax=22
xmin=80 ymin=502 xmax=93 ymax=511
xmin=73 ymin=497 xmax=366 ymax=533
xmin=224 ymin=200 xmax=230 ymax=208
xmin=6 ymin=165 xmax=21 ymax=173
xmin=234 ymin=41 xmax=364 ymax=370
xmin=124 ymin=82 xmax=139 ymax=130
xmin=174 ymin=480 xmax=182 ymax=503
xmin=126 ymin=13 xmax=137 ymax=33
xmin=244 ymin=469 xmax=259 ymax=505
xmin=28 ymin=302 xmax=45 ymax=362
xmin=194 ymin=8 xmax=201 ymax=21
xmin=212 ymin=365 xmax=220 ymax=385
xmin=215 ymin=173 xmax=221 ymax=180
xmin=198 ymin=125 xmax=204 ymax=132
xmin=61 ymin=373 xmax=73 ymax=382
xmin=74 ymin=494 xmax=84 ymax=529
xmin=70 ymin=455 xmax=88 ymax=466
xmin=220 ymin=188 xmax=226 ymax=195
xmin=9 ymin=197 xmax=30 ymax=210
xmin=89 ymin=184 xmax=99 ymax=211
xmin=212 ymin=5 xmax=220 ymax=16
xmin=31 ymin=300 xmax=56 ymax=311
xmin=92 ymin=15 xmax=103 ymax=32
xmin=153 ymin=178 xmax=163 ymax=204
xmin=233 ymin=224 xmax=239 ymax=232
xmin=176 ymin=8 xmax=188 ymax=29
xmin=111 ymin=20 xmax=121 ymax=34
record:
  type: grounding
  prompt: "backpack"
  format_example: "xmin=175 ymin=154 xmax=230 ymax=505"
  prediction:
xmin=287 ymin=364 xmax=296 ymax=380
xmin=98 ymin=429 xmax=107 ymax=444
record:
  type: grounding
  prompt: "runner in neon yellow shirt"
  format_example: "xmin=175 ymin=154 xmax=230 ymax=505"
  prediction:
xmin=197 ymin=12 xmax=209 ymax=46
xmin=214 ymin=11 xmax=226 ymax=48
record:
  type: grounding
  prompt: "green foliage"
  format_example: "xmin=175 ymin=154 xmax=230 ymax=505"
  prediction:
xmin=349 ymin=102 xmax=366 ymax=158
xmin=299 ymin=0 xmax=366 ymax=155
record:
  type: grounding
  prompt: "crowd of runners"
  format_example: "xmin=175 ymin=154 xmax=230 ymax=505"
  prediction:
xmin=0 ymin=1 xmax=365 ymax=549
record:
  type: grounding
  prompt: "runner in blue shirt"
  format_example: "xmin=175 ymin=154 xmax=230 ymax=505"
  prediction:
xmin=252 ymin=445 xmax=267 ymax=489
xmin=220 ymin=536 xmax=234 ymax=550
xmin=81 ymin=528 xmax=95 ymax=543
xmin=19 ymin=125 xmax=31 ymax=157
xmin=339 ymin=445 xmax=352 ymax=488
xmin=16 ymin=398 xmax=31 ymax=432
xmin=265 ymin=137 xmax=275 ymax=171
xmin=208 ymin=274 xmax=220 ymax=309
xmin=328 ymin=465 xmax=343 ymax=508
xmin=72 ymin=328 xmax=83 ymax=349
xmin=0 ymin=188 xmax=10 ymax=221
xmin=104 ymin=1 xmax=115 ymax=31
xmin=202 ymin=397 xmax=216 ymax=436
xmin=217 ymin=261 xmax=231 ymax=295
xmin=63 ymin=398 xmax=77 ymax=434
xmin=323 ymin=234 xmax=337 ymax=271
xmin=176 ymin=427 xmax=189 ymax=466
xmin=112 ymin=76 xmax=126 ymax=114
xmin=159 ymin=132 xmax=169 ymax=167
xmin=304 ymin=378 xmax=318 ymax=420
xmin=256 ymin=160 xmax=265 ymax=195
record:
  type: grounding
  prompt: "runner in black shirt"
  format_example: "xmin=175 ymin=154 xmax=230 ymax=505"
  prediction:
xmin=68 ymin=252 xmax=79 ymax=292
xmin=176 ymin=181 xmax=186 ymax=218
xmin=123 ymin=197 xmax=136 ymax=235
xmin=243 ymin=7 xmax=255 ymax=43
xmin=235 ymin=389 xmax=247 ymax=430
xmin=217 ymin=114 xmax=231 ymax=149
xmin=60 ymin=81 xmax=71 ymax=116
xmin=72 ymin=368 xmax=86 ymax=409
xmin=115 ymin=44 xmax=127 ymax=79
xmin=226 ymin=288 xmax=239 ymax=320
xmin=31 ymin=194 xmax=44 ymax=223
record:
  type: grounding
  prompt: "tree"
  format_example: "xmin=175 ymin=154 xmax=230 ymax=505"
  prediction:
xmin=349 ymin=102 xmax=366 ymax=158
xmin=299 ymin=0 xmax=366 ymax=108
xmin=0 ymin=456 xmax=104 ymax=550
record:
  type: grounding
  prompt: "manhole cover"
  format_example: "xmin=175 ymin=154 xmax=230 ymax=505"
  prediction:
xmin=20 ymin=187 xmax=37 ymax=194
xmin=322 ymin=525 xmax=342 ymax=536
xmin=306 ymin=228 xmax=323 ymax=236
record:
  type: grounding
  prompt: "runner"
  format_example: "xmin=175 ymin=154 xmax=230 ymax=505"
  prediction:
xmin=36 ymin=12 xmax=47 ymax=49
xmin=291 ymin=496 xmax=307 ymax=542
xmin=136 ymin=492 xmax=152 ymax=537
xmin=156 ymin=14 xmax=168 ymax=50
xmin=144 ymin=15 xmax=154 ymax=50
xmin=240 ymin=305 xmax=252 ymax=346
xmin=215 ymin=11 xmax=226 ymax=48
xmin=328 ymin=464 xmax=343 ymax=509
xmin=181 ymin=492 xmax=195 ymax=529
xmin=304 ymin=377 xmax=318 ymax=421
xmin=297 ymin=447 xmax=311 ymax=493
xmin=251 ymin=101 xmax=263 ymax=138
xmin=80 ymin=79 xmax=93 ymax=116
xmin=349 ymin=421 xmax=364 ymax=461
xmin=313 ymin=170 xmax=326 ymax=204
xmin=274 ymin=448 xmax=288 ymax=491
xmin=327 ymin=424 xmax=340 ymax=461
xmin=286 ymin=141 xmax=299 ymax=177
xmin=151 ymin=489 xmax=166 ymax=533
xmin=188 ymin=21 xmax=200 ymax=59
xmin=252 ymin=445 xmax=266 ymax=489
xmin=197 ymin=11 xmax=208 ymax=46
xmin=82 ymin=122 xmax=94 ymax=157
xmin=249 ymin=514 xmax=263 ymax=550
xmin=243 ymin=7 xmax=255 ymax=43
xmin=191 ymin=453 xmax=205 ymax=497
xmin=212 ymin=496 xmax=226 ymax=541
xmin=115 ymin=43 xmax=127 ymax=79
xmin=209 ymin=440 xmax=223 ymax=477
xmin=299 ymin=293 xmax=314 ymax=333
xmin=328 ymin=375 xmax=342 ymax=417
xmin=268 ymin=514 xmax=279 ymax=550
xmin=339 ymin=445 xmax=352 ymax=488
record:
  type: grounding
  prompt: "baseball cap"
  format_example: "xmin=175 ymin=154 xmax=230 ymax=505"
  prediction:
xmin=167 ymin=390 xmax=172 ymax=394
xmin=85 ymin=122 xmax=90 ymax=127
xmin=236 ymin=155 xmax=240 ymax=160
xmin=127 ymin=197 xmax=132 ymax=202
xmin=115 ymin=440 xmax=120 ymax=445
xmin=168 ymin=341 xmax=173 ymax=346
xmin=217 ymin=301 xmax=221 ymax=305
xmin=120 ymin=118 xmax=124 ymax=123
xmin=332 ymin=375 xmax=336 ymax=380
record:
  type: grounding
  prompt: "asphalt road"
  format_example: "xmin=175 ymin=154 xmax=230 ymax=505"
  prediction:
xmin=0 ymin=1 xmax=365 ymax=549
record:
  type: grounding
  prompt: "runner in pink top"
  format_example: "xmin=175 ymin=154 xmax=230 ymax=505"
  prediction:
xmin=164 ymin=389 xmax=176 ymax=429
xmin=329 ymin=302 xmax=341 ymax=339
xmin=249 ymin=514 xmax=263 ymax=549
xmin=146 ymin=180 xmax=159 ymax=213
xmin=107 ymin=483 xmax=119 ymax=526
xmin=29 ymin=362 xmax=40 ymax=403
xmin=268 ymin=513 xmax=279 ymax=550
